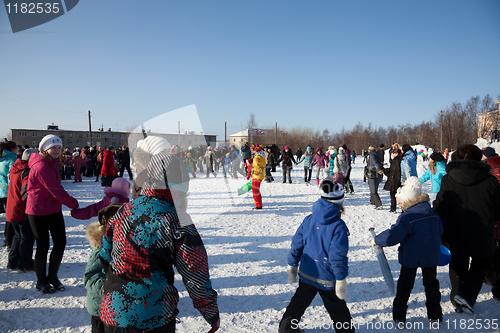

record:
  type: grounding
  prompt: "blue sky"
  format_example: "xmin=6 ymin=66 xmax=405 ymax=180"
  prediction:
xmin=1 ymin=0 xmax=499 ymax=141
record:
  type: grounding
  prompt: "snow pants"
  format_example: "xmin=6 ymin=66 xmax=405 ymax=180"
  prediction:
xmin=279 ymin=280 xmax=354 ymax=333
xmin=28 ymin=212 xmax=66 ymax=262
xmin=8 ymin=219 xmax=35 ymax=269
xmin=252 ymin=178 xmax=262 ymax=208
xmin=393 ymin=266 xmax=442 ymax=321
xmin=450 ymin=254 xmax=491 ymax=307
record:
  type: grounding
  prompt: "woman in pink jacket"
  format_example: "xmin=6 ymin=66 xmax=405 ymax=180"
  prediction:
xmin=310 ymin=147 xmax=328 ymax=186
xmin=71 ymin=177 xmax=130 ymax=220
xmin=27 ymin=135 xmax=79 ymax=294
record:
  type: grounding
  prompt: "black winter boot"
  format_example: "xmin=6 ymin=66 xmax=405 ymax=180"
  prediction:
xmin=47 ymin=254 xmax=65 ymax=291
xmin=35 ymin=259 xmax=55 ymax=294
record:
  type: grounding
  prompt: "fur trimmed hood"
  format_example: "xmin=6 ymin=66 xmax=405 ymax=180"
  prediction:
xmin=446 ymin=158 xmax=491 ymax=186
xmin=85 ymin=222 xmax=102 ymax=249
xmin=400 ymin=193 xmax=430 ymax=212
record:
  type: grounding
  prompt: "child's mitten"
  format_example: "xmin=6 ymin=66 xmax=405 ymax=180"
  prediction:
xmin=287 ymin=265 xmax=297 ymax=284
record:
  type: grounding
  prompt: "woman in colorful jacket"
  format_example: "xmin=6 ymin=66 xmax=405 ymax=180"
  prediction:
xmin=296 ymin=146 xmax=313 ymax=185
xmin=27 ymin=135 xmax=79 ymax=293
xmin=310 ymin=147 xmax=328 ymax=186
xmin=251 ymin=145 xmax=266 ymax=209
xmin=99 ymin=153 xmax=220 ymax=333
xmin=401 ymin=144 xmax=417 ymax=184
xmin=419 ymin=151 xmax=446 ymax=202
xmin=0 ymin=140 xmax=19 ymax=248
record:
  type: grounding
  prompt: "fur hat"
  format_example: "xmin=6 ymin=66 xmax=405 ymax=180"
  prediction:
xmin=21 ymin=148 xmax=38 ymax=162
xmin=320 ymin=177 xmax=345 ymax=205
xmin=38 ymin=134 xmax=62 ymax=152
xmin=430 ymin=151 xmax=445 ymax=162
xmin=72 ymin=152 xmax=79 ymax=157
xmin=396 ymin=177 xmax=423 ymax=202
xmin=482 ymin=147 xmax=498 ymax=158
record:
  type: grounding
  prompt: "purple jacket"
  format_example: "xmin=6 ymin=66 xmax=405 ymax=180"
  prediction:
xmin=311 ymin=153 xmax=328 ymax=168
xmin=26 ymin=153 xmax=79 ymax=216
xmin=71 ymin=188 xmax=130 ymax=220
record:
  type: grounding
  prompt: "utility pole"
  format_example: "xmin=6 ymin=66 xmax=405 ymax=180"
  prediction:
xmin=440 ymin=110 xmax=443 ymax=152
xmin=88 ymin=110 xmax=92 ymax=147
xmin=178 ymin=121 xmax=181 ymax=148
xmin=275 ymin=122 xmax=278 ymax=145
xmin=225 ymin=122 xmax=227 ymax=148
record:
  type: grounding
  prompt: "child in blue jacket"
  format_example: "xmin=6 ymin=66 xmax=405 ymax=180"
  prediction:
xmin=279 ymin=178 xmax=354 ymax=333
xmin=374 ymin=177 xmax=443 ymax=328
xmin=419 ymin=152 xmax=446 ymax=202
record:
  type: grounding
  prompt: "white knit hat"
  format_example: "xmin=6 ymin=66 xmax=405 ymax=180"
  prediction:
xmin=396 ymin=176 xmax=422 ymax=202
xmin=38 ymin=134 xmax=62 ymax=152
xmin=72 ymin=152 xmax=79 ymax=157
xmin=320 ymin=178 xmax=345 ymax=204
xmin=21 ymin=148 xmax=38 ymax=162
xmin=136 ymin=136 xmax=170 ymax=155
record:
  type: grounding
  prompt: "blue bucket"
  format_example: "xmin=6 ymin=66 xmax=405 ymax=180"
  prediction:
xmin=438 ymin=245 xmax=452 ymax=266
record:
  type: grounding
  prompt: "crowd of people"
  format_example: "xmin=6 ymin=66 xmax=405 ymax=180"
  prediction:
xmin=1 ymin=135 xmax=500 ymax=333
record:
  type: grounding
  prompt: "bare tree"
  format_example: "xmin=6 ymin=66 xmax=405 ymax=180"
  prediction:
xmin=247 ymin=113 xmax=257 ymax=130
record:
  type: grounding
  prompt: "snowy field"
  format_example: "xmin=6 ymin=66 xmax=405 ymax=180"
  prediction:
xmin=1 ymin=146 xmax=500 ymax=333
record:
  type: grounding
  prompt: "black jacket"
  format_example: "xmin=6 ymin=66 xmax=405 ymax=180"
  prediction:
xmin=278 ymin=151 xmax=296 ymax=168
xmin=383 ymin=155 xmax=402 ymax=192
xmin=434 ymin=159 xmax=500 ymax=257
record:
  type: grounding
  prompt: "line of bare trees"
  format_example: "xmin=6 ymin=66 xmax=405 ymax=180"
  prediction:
xmin=255 ymin=94 xmax=499 ymax=155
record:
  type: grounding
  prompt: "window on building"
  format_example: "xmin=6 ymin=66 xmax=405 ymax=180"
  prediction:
xmin=77 ymin=133 xmax=83 ymax=138
xmin=104 ymin=138 xmax=109 ymax=142
xmin=68 ymin=133 xmax=73 ymax=138
xmin=20 ymin=132 xmax=27 ymax=137
xmin=32 ymin=141 xmax=37 ymax=147
xmin=32 ymin=132 xmax=37 ymax=137
xmin=96 ymin=133 xmax=101 ymax=138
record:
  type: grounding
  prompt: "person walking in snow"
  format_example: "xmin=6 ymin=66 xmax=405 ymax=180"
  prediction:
xmin=222 ymin=153 xmax=232 ymax=178
xmin=401 ymin=144 xmax=417 ymax=184
xmin=373 ymin=177 xmax=443 ymax=328
xmin=265 ymin=146 xmax=276 ymax=183
xmin=27 ymin=135 xmax=79 ymax=293
xmin=296 ymin=146 xmax=313 ymax=185
xmin=6 ymin=148 xmax=37 ymax=272
xmin=382 ymin=148 xmax=402 ymax=213
xmin=0 ymin=140 xmax=19 ymax=249
xmin=310 ymin=147 xmax=328 ymax=187
xmin=280 ymin=178 xmax=354 ymax=333
xmin=342 ymin=145 xmax=355 ymax=194
xmin=419 ymin=151 xmax=447 ymax=202
xmin=100 ymin=146 xmax=117 ymax=187
xmin=250 ymin=144 xmax=266 ymax=209
xmin=71 ymin=177 xmax=130 ymax=220
xmin=204 ymin=147 xmax=217 ymax=178
xmin=99 ymin=153 xmax=220 ymax=333
xmin=366 ymin=145 xmax=383 ymax=209
xmin=183 ymin=152 xmax=198 ymax=178
xmin=333 ymin=147 xmax=348 ymax=187
xmin=278 ymin=146 xmax=296 ymax=184
xmin=433 ymin=144 xmax=500 ymax=314
xmin=72 ymin=151 xmax=84 ymax=183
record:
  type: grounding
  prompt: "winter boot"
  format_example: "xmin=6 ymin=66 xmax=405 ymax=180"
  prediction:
xmin=47 ymin=254 xmax=65 ymax=291
xmin=35 ymin=259 xmax=55 ymax=294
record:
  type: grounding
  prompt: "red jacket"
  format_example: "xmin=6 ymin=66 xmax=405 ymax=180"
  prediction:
xmin=26 ymin=153 xmax=79 ymax=216
xmin=6 ymin=159 xmax=29 ymax=222
xmin=101 ymin=150 xmax=116 ymax=177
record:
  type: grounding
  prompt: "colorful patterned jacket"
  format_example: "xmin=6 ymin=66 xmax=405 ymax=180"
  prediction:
xmin=99 ymin=153 xmax=219 ymax=330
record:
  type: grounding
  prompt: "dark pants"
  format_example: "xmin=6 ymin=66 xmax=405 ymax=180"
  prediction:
xmin=279 ymin=280 xmax=354 ymax=333
xmin=8 ymin=220 xmax=35 ymax=269
xmin=28 ymin=212 xmax=66 ymax=262
xmin=91 ymin=316 xmax=105 ymax=333
xmin=393 ymin=266 xmax=442 ymax=321
xmin=389 ymin=190 xmax=397 ymax=212
xmin=303 ymin=167 xmax=312 ymax=182
xmin=282 ymin=166 xmax=292 ymax=183
xmin=1 ymin=198 xmax=14 ymax=247
xmin=103 ymin=320 xmax=175 ymax=333
xmin=265 ymin=166 xmax=274 ymax=182
xmin=344 ymin=166 xmax=354 ymax=193
xmin=367 ymin=177 xmax=382 ymax=207
xmin=119 ymin=164 xmax=133 ymax=180
xmin=450 ymin=253 xmax=491 ymax=306
xmin=95 ymin=164 xmax=102 ymax=180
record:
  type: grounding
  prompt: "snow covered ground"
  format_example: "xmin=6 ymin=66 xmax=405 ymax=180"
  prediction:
xmin=1 ymin=146 xmax=500 ymax=333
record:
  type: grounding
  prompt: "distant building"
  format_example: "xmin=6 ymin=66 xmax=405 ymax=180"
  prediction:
xmin=11 ymin=125 xmax=128 ymax=149
xmin=229 ymin=128 xmax=279 ymax=149
xmin=11 ymin=125 xmax=216 ymax=151
xmin=478 ymin=100 xmax=500 ymax=138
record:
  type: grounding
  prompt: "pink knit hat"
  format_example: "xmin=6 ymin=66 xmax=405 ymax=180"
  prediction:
xmin=104 ymin=178 xmax=131 ymax=199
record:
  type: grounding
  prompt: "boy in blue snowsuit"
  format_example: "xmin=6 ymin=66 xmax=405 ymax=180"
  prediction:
xmin=374 ymin=176 xmax=443 ymax=328
xmin=279 ymin=178 xmax=354 ymax=333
